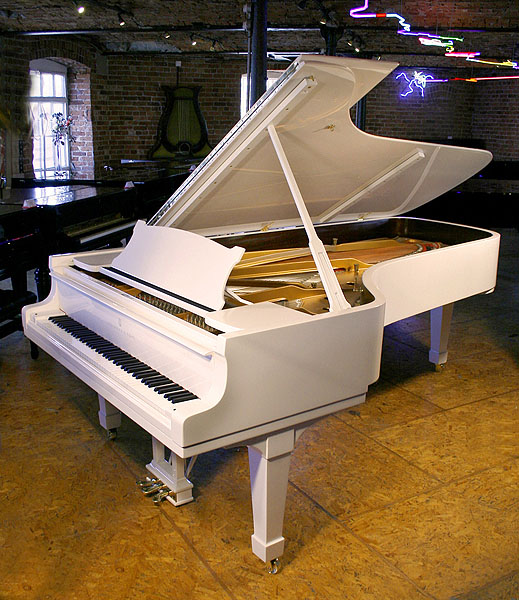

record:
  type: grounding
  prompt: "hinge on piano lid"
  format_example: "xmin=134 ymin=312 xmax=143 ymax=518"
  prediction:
xmin=260 ymin=222 xmax=274 ymax=232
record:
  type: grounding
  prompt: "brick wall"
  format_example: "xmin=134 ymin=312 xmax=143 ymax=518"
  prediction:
xmin=92 ymin=54 xmax=246 ymax=178
xmin=68 ymin=68 xmax=94 ymax=178
xmin=364 ymin=68 xmax=476 ymax=142
xmin=1 ymin=35 xmax=518 ymax=186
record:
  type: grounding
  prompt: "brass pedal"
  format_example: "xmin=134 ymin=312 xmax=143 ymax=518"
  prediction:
xmin=137 ymin=477 xmax=159 ymax=488
xmin=142 ymin=483 xmax=168 ymax=496
xmin=137 ymin=476 xmax=172 ymax=504
xmin=152 ymin=489 xmax=172 ymax=504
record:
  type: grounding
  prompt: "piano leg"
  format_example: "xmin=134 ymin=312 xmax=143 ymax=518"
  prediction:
xmin=429 ymin=302 xmax=454 ymax=371
xmin=146 ymin=437 xmax=194 ymax=506
xmin=97 ymin=395 xmax=121 ymax=439
xmin=248 ymin=428 xmax=301 ymax=569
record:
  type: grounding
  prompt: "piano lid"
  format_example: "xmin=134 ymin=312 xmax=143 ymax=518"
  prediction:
xmin=150 ymin=55 xmax=492 ymax=236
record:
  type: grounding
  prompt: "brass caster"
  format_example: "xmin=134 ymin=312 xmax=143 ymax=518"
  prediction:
xmin=268 ymin=558 xmax=281 ymax=574
xmin=107 ymin=428 xmax=118 ymax=440
xmin=434 ymin=363 xmax=445 ymax=373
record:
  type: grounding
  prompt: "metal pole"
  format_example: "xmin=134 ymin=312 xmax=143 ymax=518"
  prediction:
xmin=249 ymin=0 xmax=268 ymax=108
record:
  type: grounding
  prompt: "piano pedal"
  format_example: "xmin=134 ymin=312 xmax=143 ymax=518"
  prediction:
xmin=137 ymin=475 xmax=190 ymax=507
xmin=141 ymin=482 xmax=168 ymax=496
xmin=137 ymin=476 xmax=159 ymax=487
xmin=152 ymin=489 xmax=172 ymax=504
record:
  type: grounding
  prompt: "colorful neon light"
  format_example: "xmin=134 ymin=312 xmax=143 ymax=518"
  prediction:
xmin=396 ymin=71 xmax=447 ymax=97
xmin=350 ymin=2 xmax=519 ymax=73
xmin=419 ymin=37 xmax=455 ymax=50
xmin=446 ymin=51 xmax=518 ymax=69
xmin=445 ymin=51 xmax=481 ymax=58
xmin=397 ymin=70 xmax=519 ymax=97
xmin=453 ymin=75 xmax=519 ymax=81
xmin=349 ymin=0 xmax=463 ymax=48
xmin=350 ymin=0 xmax=411 ymax=31
xmin=467 ymin=57 xmax=519 ymax=69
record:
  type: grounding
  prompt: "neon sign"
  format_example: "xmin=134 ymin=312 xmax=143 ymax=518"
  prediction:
xmin=350 ymin=2 xmax=519 ymax=72
xmin=396 ymin=71 xmax=447 ymax=97
xmin=397 ymin=70 xmax=519 ymax=97
xmin=349 ymin=0 xmax=462 ymax=49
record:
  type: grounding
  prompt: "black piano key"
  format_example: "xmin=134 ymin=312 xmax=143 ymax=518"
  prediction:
xmin=80 ymin=334 xmax=104 ymax=342
xmin=140 ymin=374 xmax=167 ymax=385
xmin=122 ymin=362 xmax=147 ymax=373
xmin=143 ymin=376 xmax=171 ymax=388
xmin=131 ymin=370 xmax=157 ymax=379
xmin=113 ymin=357 xmax=140 ymax=367
xmin=89 ymin=340 xmax=115 ymax=349
xmin=116 ymin=358 xmax=141 ymax=367
xmin=165 ymin=395 xmax=195 ymax=404
xmin=154 ymin=383 xmax=182 ymax=393
xmin=164 ymin=390 xmax=194 ymax=401
xmin=48 ymin=315 xmax=197 ymax=404
xmin=133 ymin=369 xmax=160 ymax=381
xmin=105 ymin=351 xmax=132 ymax=360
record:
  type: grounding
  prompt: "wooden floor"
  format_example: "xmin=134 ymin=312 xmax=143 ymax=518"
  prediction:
xmin=1 ymin=229 xmax=518 ymax=600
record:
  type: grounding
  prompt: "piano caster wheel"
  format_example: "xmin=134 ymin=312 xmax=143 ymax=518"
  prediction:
xmin=268 ymin=558 xmax=281 ymax=574
xmin=107 ymin=428 xmax=118 ymax=440
xmin=434 ymin=363 xmax=445 ymax=373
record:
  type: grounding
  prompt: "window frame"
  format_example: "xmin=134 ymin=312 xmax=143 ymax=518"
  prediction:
xmin=29 ymin=59 xmax=71 ymax=180
xmin=240 ymin=70 xmax=283 ymax=117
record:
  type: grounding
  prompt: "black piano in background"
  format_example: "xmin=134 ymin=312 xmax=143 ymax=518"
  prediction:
xmin=0 ymin=172 xmax=189 ymax=300
xmin=0 ymin=203 xmax=39 ymax=353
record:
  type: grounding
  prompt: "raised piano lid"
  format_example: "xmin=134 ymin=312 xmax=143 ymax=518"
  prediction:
xmin=149 ymin=54 xmax=492 ymax=236
xmin=101 ymin=55 xmax=492 ymax=314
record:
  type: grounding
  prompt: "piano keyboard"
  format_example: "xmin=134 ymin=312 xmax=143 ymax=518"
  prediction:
xmin=48 ymin=315 xmax=198 ymax=405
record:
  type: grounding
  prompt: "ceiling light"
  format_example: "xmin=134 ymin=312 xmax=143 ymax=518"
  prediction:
xmin=76 ymin=3 xmax=85 ymax=14
xmin=163 ymin=32 xmax=171 ymax=39
xmin=190 ymin=34 xmax=197 ymax=45
xmin=118 ymin=12 xmax=125 ymax=26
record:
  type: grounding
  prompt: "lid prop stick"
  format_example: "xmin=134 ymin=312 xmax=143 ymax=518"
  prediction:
xmin=267 ymin=123 xmax=351 ymax=312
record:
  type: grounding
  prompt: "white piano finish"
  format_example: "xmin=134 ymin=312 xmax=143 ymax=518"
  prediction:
xmin=23 ymin=55 xmax=500 ymax=569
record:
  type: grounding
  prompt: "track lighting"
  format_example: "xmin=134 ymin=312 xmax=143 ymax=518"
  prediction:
xmin=118 ymin=12 xmax=125 ymax=26
xmin=163 ymin=31 xmax=171 ymax=39
xmin=190 ymin=34 xmax=197 ymax=45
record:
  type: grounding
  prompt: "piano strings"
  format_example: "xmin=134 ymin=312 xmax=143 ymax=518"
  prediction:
xmin=226 ymin=236 xmax=443 ymax=314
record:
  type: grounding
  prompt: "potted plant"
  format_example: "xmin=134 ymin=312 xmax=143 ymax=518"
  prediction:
xmin=51 ymin=112 xmax=75 ymax=178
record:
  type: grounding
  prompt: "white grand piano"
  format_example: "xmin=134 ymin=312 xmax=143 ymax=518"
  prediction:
xmin=23 ymin=55 xmax=499 ymax=572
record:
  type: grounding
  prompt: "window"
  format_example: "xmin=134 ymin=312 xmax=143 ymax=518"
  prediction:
xmin=240 ymin=71 xmax=283 ymax=117
xmin=29 ymin=59 xmax=70 ymax=179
